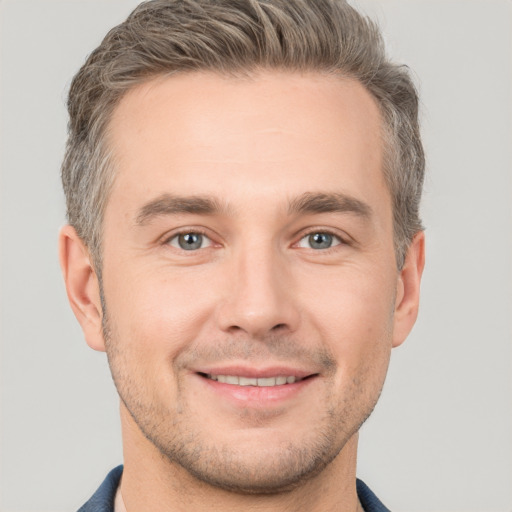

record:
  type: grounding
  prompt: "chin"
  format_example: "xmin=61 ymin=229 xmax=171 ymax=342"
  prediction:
xmin=163 ymin=437 xmax=343 ymax=495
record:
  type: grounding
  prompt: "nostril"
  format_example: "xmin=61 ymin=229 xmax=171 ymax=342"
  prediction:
xmin=272 ymin=323 xmax=287 ymax=331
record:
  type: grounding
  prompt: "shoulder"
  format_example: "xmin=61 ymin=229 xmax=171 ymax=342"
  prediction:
xmin=77 ymin=465 xmax=123 ymax=512
xmin=76 ymin=469 xmax=387 ymax=512
xmin=356 ymin=479 xmax=391 ymax=512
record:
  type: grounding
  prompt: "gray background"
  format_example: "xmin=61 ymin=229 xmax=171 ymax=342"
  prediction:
xmin=0 ymin=0 xmax=511 ymax=510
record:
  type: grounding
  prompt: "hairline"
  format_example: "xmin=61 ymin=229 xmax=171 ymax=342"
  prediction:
xmin=87 ymin=67 xmax=408 ymax=275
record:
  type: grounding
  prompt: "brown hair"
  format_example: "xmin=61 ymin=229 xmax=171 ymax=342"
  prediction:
xmin=62 ymin=0 xmax=424 ymax=271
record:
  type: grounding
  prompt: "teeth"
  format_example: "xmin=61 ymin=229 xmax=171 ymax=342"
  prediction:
xmin=257 ymin=377 xmax=276 ymax=387
xmin=207 ymin=374 xmax=299 ymax=386
xmin=239 ymin=376 xmax=257 ymax=386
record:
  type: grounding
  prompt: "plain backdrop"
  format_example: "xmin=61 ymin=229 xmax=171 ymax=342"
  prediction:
xmin=0 ymin=1 xmax=511 ymax=511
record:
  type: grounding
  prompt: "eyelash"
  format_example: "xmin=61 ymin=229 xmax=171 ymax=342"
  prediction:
xmin=161 ymin=228 xmax=350 ymax=253
xmin=162 ymin=228 xmax=215 ymax=250
xmin=295 ymin=228 xmax=348 ymax=251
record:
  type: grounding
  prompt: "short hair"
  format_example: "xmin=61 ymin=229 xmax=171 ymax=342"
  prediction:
xmin=62 ymin=0 xmax=424 ymax=272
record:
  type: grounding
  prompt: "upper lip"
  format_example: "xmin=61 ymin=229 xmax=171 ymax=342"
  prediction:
xmin=193 ymin=365 xmax=317 ymax=380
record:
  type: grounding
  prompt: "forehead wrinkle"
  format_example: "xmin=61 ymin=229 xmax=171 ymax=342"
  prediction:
xmin=135 ymin=193 xmax=233 ymax=226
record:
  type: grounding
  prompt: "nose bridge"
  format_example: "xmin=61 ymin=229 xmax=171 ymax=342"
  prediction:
xmin=216 ymin=237 xmax=299 ymax=337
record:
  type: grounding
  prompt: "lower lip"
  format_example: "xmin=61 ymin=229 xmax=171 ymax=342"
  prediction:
xmin=198 ymin=375 xmax=315 ymax=404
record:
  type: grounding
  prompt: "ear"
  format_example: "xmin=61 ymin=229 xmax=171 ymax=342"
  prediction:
xmin=392 ymin=231 xmax=425 ymax=348
xmin=59 ymin=225 xmax=106 ymax=352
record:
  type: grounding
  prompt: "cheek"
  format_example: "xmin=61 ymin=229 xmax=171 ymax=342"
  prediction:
xmin=103 ymin=267 xmax=219 ymax=363
xmin=301 ymin=266 xmax=396 ymax=372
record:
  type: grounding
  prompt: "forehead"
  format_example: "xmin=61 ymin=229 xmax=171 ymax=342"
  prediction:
xmin=106 ymin=70 xmax=387 ymax=217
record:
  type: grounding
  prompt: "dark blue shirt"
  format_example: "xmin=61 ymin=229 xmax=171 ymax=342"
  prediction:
xmin=78 ymin=465 xmax=390 ymax=512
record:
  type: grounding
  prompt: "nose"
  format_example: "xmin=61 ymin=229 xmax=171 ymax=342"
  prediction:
xmin=215 ymin=245 xmax=301 ymax=338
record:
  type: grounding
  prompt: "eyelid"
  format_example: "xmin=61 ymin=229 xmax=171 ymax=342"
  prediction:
xmin=161 ymin=227 xmax=217 ymax=249
xmin=169 ymin=233 xmax=212 ymax=250
xmin=294 ymin=227 xmax=350 ymax=249
xmin=158 ymin=226 xmax=351 ymax=251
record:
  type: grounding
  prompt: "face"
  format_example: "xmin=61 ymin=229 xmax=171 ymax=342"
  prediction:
xmin=67 ymin=71 xmax=423 ymax=493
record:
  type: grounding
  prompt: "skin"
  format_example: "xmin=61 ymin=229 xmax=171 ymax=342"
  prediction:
xmin=60 ymin=71 xmax=424 ymax=512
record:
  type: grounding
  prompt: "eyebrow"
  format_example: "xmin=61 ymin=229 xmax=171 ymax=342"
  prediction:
xmin=288 ymin=192 xmax=372 ymax=218
xmin=135 ymin=191 xmax=372 ymax=226
xmin=136 ymin=194 xmax=228 ymax=225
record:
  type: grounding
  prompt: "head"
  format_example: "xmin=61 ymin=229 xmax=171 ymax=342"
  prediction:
xmin=60 ymin=0 xmax=425 ymax=498
xmin=62 ymin=0 xmax=424 ymax=275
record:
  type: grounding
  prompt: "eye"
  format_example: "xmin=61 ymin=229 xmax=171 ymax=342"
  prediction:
xmin=297 ymin=232 xmax=342 ymax=250
xmin=167 ymin=232 xmax=212 ymax=251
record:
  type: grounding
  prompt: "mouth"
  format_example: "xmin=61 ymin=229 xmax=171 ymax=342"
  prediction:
xmin=194 ymin=368 xmax=319 ymax=405
xmin=198 ymin=373 xmax=314 ymax=387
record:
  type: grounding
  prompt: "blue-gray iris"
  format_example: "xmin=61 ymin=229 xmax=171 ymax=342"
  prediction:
xmin=179 ymin=233 xmax=203 ymax=250
xmin=309 ymin=233 xmax=333 ymax=249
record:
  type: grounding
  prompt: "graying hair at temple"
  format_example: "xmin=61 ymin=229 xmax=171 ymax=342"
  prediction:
xmin=61 ymin=0 xmax=424 ymax=273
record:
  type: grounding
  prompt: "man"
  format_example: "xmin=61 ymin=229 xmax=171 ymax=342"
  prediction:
xmin=59 ymin=0 xmax=425 ymax=510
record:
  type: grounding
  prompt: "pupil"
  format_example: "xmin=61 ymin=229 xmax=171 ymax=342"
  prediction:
xmin=179 ymin=233 xmax=202 ymax=250
xmin=310 ymin=233 xmax=332 ymax=249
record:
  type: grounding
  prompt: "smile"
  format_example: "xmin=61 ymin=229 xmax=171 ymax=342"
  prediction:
xmin=196 ymin=370 xmax=318 ymax=404
xmin=204 ymin=374 xmax=302 ymax=386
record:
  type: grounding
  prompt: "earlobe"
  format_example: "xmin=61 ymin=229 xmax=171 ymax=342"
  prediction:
xmin=59 ymin=225 xmax=106 ymax=352
xmin=392 ymin=231 xmax=425 ymax=348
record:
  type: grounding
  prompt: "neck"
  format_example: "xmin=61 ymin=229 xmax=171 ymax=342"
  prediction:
xmin=119 ymin=404 xmax=363 ymax=512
